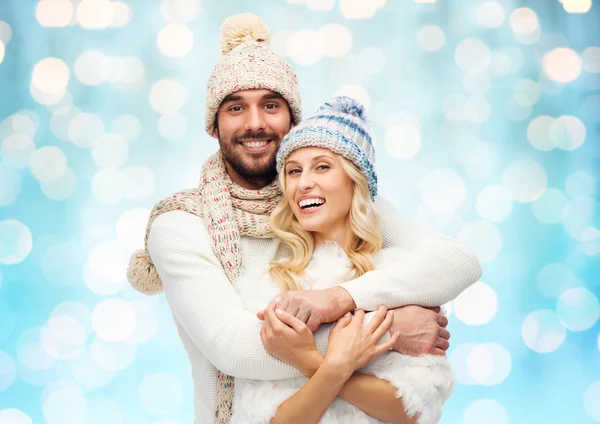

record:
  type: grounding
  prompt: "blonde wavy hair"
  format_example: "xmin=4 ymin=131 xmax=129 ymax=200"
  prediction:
xmin=268 ymin=154 xmax=382 ymax=293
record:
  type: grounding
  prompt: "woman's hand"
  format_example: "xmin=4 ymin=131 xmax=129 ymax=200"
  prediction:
xmin=261 ymin=302 xmax=324 ymax=377
xmin=325 ymin=306 xmax=399 ymax=373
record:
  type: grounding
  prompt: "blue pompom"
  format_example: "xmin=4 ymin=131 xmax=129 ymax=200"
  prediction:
xmin=320 ymin=95 xmax=368 ymax=122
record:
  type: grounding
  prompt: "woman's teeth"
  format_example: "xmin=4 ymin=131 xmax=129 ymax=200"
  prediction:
xmin=299 ymin=198 xmax=326 ymax=209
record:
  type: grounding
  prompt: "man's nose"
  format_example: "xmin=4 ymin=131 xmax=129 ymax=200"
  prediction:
xmin=244 ymin=106 xmax=266 ymax=132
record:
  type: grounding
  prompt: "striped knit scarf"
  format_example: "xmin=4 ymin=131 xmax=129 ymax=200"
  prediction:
xmin=127 ymin=150 xmax=281 ymax=423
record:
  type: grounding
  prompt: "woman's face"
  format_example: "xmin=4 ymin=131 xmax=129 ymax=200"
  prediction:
xmin=284 ymin=147 xmax=354 ymax=245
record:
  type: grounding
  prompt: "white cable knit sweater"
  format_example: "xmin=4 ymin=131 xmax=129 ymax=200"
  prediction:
xmin=147 ymin=196 xmax=481 ymax=424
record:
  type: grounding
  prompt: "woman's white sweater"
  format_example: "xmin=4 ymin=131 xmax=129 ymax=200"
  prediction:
xmin=230 ymin=242 xmax=455 ymax=424
xmin=147 ymin=196 xmax=481 ymax=423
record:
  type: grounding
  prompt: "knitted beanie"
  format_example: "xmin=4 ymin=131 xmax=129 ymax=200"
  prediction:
xmin=276 ymin=95 xmax=377 ymax=199
xmin=205 ymin=13 xmax=302 ymax=136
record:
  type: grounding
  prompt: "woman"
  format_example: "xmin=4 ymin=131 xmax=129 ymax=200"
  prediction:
xmin=230 ymin=96 xmax=455 ymax=424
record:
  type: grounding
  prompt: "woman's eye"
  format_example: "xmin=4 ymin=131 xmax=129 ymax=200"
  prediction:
xmin=287 ymin=169 xmax=301 ymax=175
xmin=316 ymin=165 xmax=330 ymax=170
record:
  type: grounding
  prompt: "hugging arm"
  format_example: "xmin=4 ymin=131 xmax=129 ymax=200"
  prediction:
xmin=148 ymin=211 xmax=338 ymax=380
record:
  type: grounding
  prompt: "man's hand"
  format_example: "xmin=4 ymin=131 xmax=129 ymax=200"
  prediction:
xmin=257 ymin=287 xmax=356 ymax=332
xmin=390 ymin=305 xmax=450 ymax=356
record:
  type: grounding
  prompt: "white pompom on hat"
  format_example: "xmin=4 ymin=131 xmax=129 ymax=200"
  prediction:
xmin=205 ymin=13 xmax=302 ymax=136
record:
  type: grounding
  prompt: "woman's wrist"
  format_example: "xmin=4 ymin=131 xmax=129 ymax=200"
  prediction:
xmin=300 ymin=351 xmax=325 ymax=377
xmin=321 ymin=356 xmax=354 ymax=381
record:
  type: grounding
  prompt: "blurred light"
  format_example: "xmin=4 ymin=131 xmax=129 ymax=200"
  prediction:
xmin=51 ymin=302 xmax=93 ymax=336
xmin=116 ymin=209 xmax=150 ymax=250
xmin=41 ymin=169 xmax=77 ymax=200
xmin=0 ymin=113 xmax=38 ymax=138
xmin=287 ymin=30 xmax=324 ymax=66
xmin=459 ymin=141 xmax=500 ymax=181
xmin=76 ymin=0 xmax=114 ymax=30
xmin=86 ymin=397 xmax=123 ymax=424
xmin=92 ymin=134 xmax=129 ymax=168
xmin=158 ymin=114 xmax=187 ymax=140
xmin=157 ymin=23 xmax=194 ymax=58
xmin=149 ymin=79 xmax=186 ymax=114
xmin=129 ymin=301 xmax=159 ymax=344
xmin=557 ymin=288 xmax=600 ymax=331
xmin=466 ymin=343 xmax=511 ymax=385
xmin=0 ymin=219 xmax=33 ymax=265
xmin=537 ymin=263 xmax=576 ymax=299
xmin=527 ymin=115 xmax=555 ymax=151
xmin=31 ymin=58 xmax=70 ymax=94
xmin=0 ymin=20 xmax=12 ymax=44
xmin=339 ymin=0 xmax=380 ymax=19
xmin=550 ymin=115 xmax=586 ymax=150
xmin=139 ymin=373 xmax=183 ymax=415
xmin=513 ymin=79 xmax=540 ymax=107
xmin=307 ymin=0 xmax=335 ymax=10
xmin=0 ymin=41 xmax=5 ymax=64
xmin=453 ymin=282 xmax=498 ymax=325
xmin=442 ymin=94 xmax=467 ymax=121
xmin=510 ymin=8 xmax=539 ymax=35
xmin=506 ymin=101 xmax=533 ymax=121
xmin=1 ymin=133 xmax=35 ymax=169
xmin=319 ymin=24 xmax=352 ymax=58
xmin=542 ymin=48 xmax=582 ymax=83
xmin=476 ymin=1 xmax=506 ymax=28
xmin=68 ymin=113 xmax=105 ymax=148
xmin=502 ymin=159 xmax=547 ymax=203
xmin=455 ymin=38 xmax=491 ymax=74
xmin=582 ymin=46 xmax=600 ymax=73
xmin=109 ymin=1 xmax=132 ymax=27
xmin=270 ymin=30 xmax=292 ymax=57
xmin=531 ymin=188 xmax=570 ymax=225
xmin=464 ymin=96 xmax=491 ymax=123
xmin=114 ymin=57 xmax=145 ymax=85
xmin=112 ymin=114 xmax=142 ymax=141
xmin=522 ymin=309 xmax=566 ymax=353
xmin=160 ymin=0 xmax=199 ymax=23
xmin=476 ymin=185 xmax=513 ymax=222
xmin=384 ymin=125 xmax=421 ymax=160
xmin=418 ymin=25 xmax=445 ymax=52
xmin=0 ymin=409 xmax=32 ymax=424
xmin=87 ymin=240 xmax=129 ymax=290
xmin=358 ymin=46 xmax=386 ymax=74
xmin=123 ymin=165 xmax=156 ymax=201
xmin=29 ymin=84 xmax=66 ymax=106
xmin=72 ymin=350 xmax=115 ymax=387
xmin=565 ymin=171 xmax=595 ymax=198
xmin=75 ymin=50 xmax=110 ymax=86
xmin=562 ymin=0 xmax=592 ymax=13
xmin=335 ymin=84 xmax=371 ymax=110
xmin=462 ymin=73 xmax=491 ymax=95
xmin=458 ymin=220 xmax=502 ymax=263
xmin=92 ymin=299 xmax=137 ymax=342
xmin=29 ymin=146 xmax=68 ymax=182
xmin=0 ymin=350 xmax=16 ymax=391
xmin=40 ymin=316 xmax=86 ymax=360
xmin=585 ymin=382 xmax=600 ymax=421
xmin=463 ymin=399 xmax=508 ymax=424
xmin=36 ymin=0 xmax=74 ymax=27
xmin=421 ymin=169 xmax=467 ymax=213
xmin=562 ymin=197 xmax=599 ymax=242
xmin=90 ymin=337 xmax=136 ymax=371
xmin=41 ymin=242 xmax=85 ymax=286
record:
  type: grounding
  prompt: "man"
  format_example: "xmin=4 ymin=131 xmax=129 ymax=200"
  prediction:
xmin=128 ymin=13 xmax=481 ymax=423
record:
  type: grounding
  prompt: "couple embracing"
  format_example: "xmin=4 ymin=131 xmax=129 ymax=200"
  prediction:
xmin=128 ymin=12 xmax=481 ymax=424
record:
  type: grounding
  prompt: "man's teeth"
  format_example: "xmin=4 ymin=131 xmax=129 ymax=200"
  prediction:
xmin=299 ymin=198 xmax=326 ymax=209
xmin=243 ymin=140 xmax=269 ymax=148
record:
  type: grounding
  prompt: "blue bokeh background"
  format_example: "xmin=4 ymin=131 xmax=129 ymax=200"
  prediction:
xmin=0 ymin=0 xmax=599 ymax=423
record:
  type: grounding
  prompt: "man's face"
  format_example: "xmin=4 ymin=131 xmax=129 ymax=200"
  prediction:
xmin=213 ymin=89 xmax=293 ymax=184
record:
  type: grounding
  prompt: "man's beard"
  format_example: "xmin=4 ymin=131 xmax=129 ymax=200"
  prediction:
xmin=219 ymin=130 xmax=280 ymax=178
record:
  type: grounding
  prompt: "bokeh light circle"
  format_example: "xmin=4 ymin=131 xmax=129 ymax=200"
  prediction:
xmin=476 ymin=185 xmax=513 ymax=222
xmin=157 ymin=23 xmax=194 ymax=58
xmin=543 ymin=48 xmax=583 ymax=83
xmin=92 ymin=298 xmax=137 ymax=342
xmin=0 ymin=409 xmax=32 ymax=424
xmin=384 ymin=125 xmax=421 ymax=160
xmin=458 ymin=220 xmax=502 ymax=263
xmin=0 ymin=219 xmax=33 ymax=265
xmin=522 ymin=309 xmax=566 ymax=353
xmin=557 ymin=288 xmax=600 ymax=331
xmin=453 ymin=282 xmax=498 ymax=325
xmin=531 ymin=188 xmax=570 ymax=225
xmin=421 ymin=169 xmax=467 ymax=213
xmin=463 ymin=399 xmax=508 ymax=424
xmin=537 ymin=263 xmax=576 ymax=299
xmin=139 ymin=372 xmax=183 ymax=415
xmin=502 ymin=159 xmax=547 ymax=203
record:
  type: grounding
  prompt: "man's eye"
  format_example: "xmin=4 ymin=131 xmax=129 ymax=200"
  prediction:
xmin=264 ymin=103 xmax=279 ymax=109
xmin=229 ymin=106 xmax=243 ymax=112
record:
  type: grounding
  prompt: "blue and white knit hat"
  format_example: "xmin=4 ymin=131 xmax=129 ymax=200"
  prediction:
xmin=276 ymin=95 xmax=377 ymax=199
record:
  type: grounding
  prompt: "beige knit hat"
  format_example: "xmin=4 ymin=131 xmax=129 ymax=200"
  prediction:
xmin=205 ymin=13 xmax=302 ymax=136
